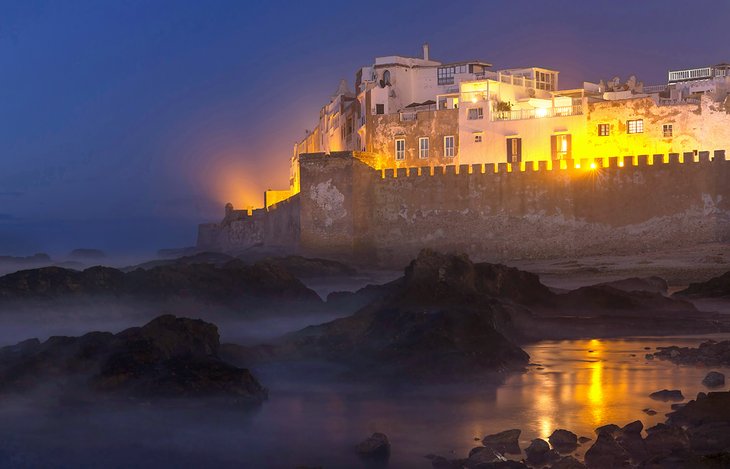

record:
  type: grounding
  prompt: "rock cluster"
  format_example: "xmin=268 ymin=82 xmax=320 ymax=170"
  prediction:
xmin=0 ymin=315 xmax=268 ymax=403
xmin=651 ymin=340 xmax=730 ymax=367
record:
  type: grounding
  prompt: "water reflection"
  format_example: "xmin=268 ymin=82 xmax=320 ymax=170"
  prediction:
xmin=0 ymin=335 xmax=728 ymax=468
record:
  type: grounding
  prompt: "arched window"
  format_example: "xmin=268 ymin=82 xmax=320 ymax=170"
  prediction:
xmin=382 ymin=70 xmax=391 ymax=85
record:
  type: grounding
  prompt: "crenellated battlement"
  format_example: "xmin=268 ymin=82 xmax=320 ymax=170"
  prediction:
xmin=374 ymin=149 xmax=728 ymax=180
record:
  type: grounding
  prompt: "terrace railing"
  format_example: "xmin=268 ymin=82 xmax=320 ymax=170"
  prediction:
xmin=492 ymin=104 xmax=583 ymax=121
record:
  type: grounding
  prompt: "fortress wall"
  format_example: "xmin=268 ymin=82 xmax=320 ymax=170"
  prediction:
xmin=262 ymin=194 xmax=301 ymax=249
xmin=298 ymin=152 xmax=730 ymax=265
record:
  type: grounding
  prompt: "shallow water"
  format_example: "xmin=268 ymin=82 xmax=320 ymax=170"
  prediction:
xmin=0 ymin=334 xmax=729 ymax=468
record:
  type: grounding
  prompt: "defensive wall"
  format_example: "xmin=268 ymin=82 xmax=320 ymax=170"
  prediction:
xmin=198 ymin=150 xmax=730 ymax=266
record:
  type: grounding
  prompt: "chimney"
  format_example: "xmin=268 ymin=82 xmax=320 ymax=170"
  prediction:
xmin=423 ymin=43 xmax=430 ymax=61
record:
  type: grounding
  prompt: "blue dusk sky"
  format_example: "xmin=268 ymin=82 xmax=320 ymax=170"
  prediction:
xmin=1 ymin=0 xmax=729 ymax=256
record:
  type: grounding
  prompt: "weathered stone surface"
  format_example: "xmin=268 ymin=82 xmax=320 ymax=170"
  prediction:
xmin=0 ymin=315 xmax=268 ymax=403
xmin=595 ymin=424 xmax=620 ymax=436
xmin=482 ymin=429 xmax=521 ymax=454
xmin=584 ymin=432 xmax=630 ymax=468
xmin=466 ymin=446 xmax=503 ymax=465
xmin=355 ymin=432 xmax=390 ymax=460
xmin=649 ymin=389 xmax=684 ymax=402
xmin=644 ymin=424 xmax=690 ymax=458
xmin=524 ymin=438 xmax=550 ymax=463
xmin=702 ymin=371 xmax=726 ymax=388
xmin=549 ymin=429 xmax=578 ymax=452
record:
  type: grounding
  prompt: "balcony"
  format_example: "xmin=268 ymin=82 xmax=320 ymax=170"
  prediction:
xmin=492 ymin=105 xmax=583 ymax=121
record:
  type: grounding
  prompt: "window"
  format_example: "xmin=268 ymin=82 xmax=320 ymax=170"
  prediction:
xmin=375 ymin=104 xmax=384 ymax=115
xmin=663 ymin=124 xmax=673 ymax=137
xmin=437 ymin=65 xmax=467 ymax=85
xmin=506 ymin=137 xmax=522 ymax=163
xmin=395 ymin=139 xmax=405 ymax=160
xmin=474 ymin=134 xmax=483 ymax=143
xmin=551 ymin=134 xmax=572 ymax=160
xmin=467 ymin=108 xmax=484 ymax=120
xmin=598 ymin=124 xmax=610 ymax=136
xmin=419 ymin=137 xmax=429 ymax=159
xmin=382 ymin=70 xmax=391 ymax=86
xmin=444 ymin=136 xmax=455 ymax=157
xmin=627 ymin=119 xmax=644 ymax=134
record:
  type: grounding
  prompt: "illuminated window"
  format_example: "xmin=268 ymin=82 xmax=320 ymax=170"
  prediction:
xmin=419 ymin=137 xmax=429 ymax=159
xmin=395 ymin=139 xmax=405 ymax=160
xmin=598 ymin=124 xmax=610 ymax=136
xmin=474 ymin=134 xmax=483 ymax=143
xmin=663 ymin=124 xmax=673 ymax=137
xmin=627 ymin=119 xmax=644 ymax=134
xmin=551 ymin=134 xmax=572 ymax=160
xmin=467 ymin=108 xmax=484 ymax=120
xmin=444 ymin=136 xmax=455 ymax=157
xmin=506 ymin=137 xmax=522 ymax=163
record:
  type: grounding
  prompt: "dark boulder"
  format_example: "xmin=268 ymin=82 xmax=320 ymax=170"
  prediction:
xmin=595 ymin=424 xmax=620 ymax=437
xmin=668 ymin=391 xmax=730 ymax=427
xmin=702 ymin=371 xmax=725 ymax=388
xmin=652 ymin=341 xmax=730 ymax=367
xmin=524 ymin=438 xmax=550 ymax=463
xmin=355 ymin=432 xmax=390 ymax=460
xmin=644 ymin=424 xmax=690 ymax=458
xmin=465 ymin=446 xmax=503 ymax=465
xmin=584 ymin=432 xmax=630 ymax=468
xmin=649 ymin=389 xmax=684 ymax=402
xmin=549 ymin=429 xmax=578 ymax=453
xmin=615 ymin=420 xmax=647 ymax=462
xmin=676 ymin=271 xmax=730 ymax=298
xmin=0 ymin=315 xmax=268 ymax=403
xmin=482 ymin=429 xmax=521 ymax=454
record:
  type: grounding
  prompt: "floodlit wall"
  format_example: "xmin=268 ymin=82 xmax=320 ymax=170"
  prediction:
xmin=296 ymin=151 xmax=730 ymax=265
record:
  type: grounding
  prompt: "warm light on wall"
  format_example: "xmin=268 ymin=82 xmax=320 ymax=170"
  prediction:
xmin=535 ymin=107 xmax=548 ymax=118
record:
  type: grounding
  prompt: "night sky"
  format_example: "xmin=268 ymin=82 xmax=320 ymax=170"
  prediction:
xmin=1 ymin=0 xmax=729 ymax=256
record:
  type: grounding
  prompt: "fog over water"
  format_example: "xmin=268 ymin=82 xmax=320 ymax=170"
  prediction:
xmin=0 ymin=334 xmax=728 ymax=468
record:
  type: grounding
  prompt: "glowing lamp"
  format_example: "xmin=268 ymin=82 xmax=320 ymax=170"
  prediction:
xmin=471 ymin=96 xmax=478 ymax=103
xmin=535 ymin=108 xmax=548 ymax=118
xmin=618 ymin=161 xmax=625 ymax=167
xmin=590 ymin=162 xmax=597 ymax=170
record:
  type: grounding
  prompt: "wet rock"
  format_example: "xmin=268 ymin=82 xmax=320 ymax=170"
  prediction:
xmin=649 ymin=389 xmax=684 ymax=402
xmin=594 ymin=424 xmax=620 ymax=437
xmin=615 ymin=420 xmax=647 ymax=462
xmin=686 ymin=421 xmax=730 ymax=454
xmin=482 ymin=429 xmax=521 ymax=454
xmin=645 ymin=354 xmax=654 ymax=360
xmin=524 ymin=438 xmax=550 ymax=463
xmin=702 ymin=371 xmax=725 ymax=388
xmin=670 ymin=403 xmax=685 ymax=410
xmin=644 ymin=424 xmax=690 ymax=458
xmin=652 ymin=340 xmax=730 ymax=367
xmin=668 ymin=391 xmax=730 ymax=427
xmin=466 ymin=446 xmax=504 ymax=466
xmin=584 ymin=432 xmax=630 ymax=468
xmin=551 ymin=455 xmax=586 ymax=469
xmin=0 ymin=315 xmax=268 ymax=402
xmin=549 ymin=429 xmax=578 ymax=453
xmin=578 ymin=436 xmax=592 ymax=444
xmin=642 ymin=408 xmax=657 ymax=415
xmin=355 ymin=432 xmax=390 ymax=460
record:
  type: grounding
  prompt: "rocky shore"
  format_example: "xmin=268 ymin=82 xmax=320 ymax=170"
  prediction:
xmin=414 ymin=391 xmax=730 ymax=468
xmin=0 ymin=315 xmax=267 ymax=403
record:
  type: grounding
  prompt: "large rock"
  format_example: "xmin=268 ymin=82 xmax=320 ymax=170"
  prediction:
xmin=549 ymin=429 xmax=578 ymax=452
xmin=355 ymin=432 xmax=390 ymax=460
xmin=649 ymin=389 xmax=684 ymax=402
xmin=524 ymin=438 xmax=551 ymax=463
xmin=466 ymin=446 xmax=503 ymax=465
xmin=702 ymin=371 xmax=725 ymax=388
xmin=584 ymin=433 xmax=630 ymax=468
xmin=0 ymin=261 xmax=322 ymax=307
xmin=643 ymin=424 xmax=690 ymax=458
xmin=676 ymin=271 xmax=730 ymax=298
xmin=482 ymin=429 xmax=521 ymax=454
xmin=0 ymin=315 xmax=268 ymax=403
xmin=272 ymin=250 xmax=532 ymax=380
xmin=615 ymin=420 xmax=647 ymax=462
